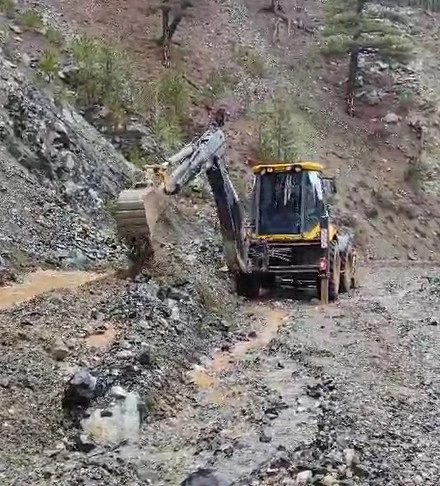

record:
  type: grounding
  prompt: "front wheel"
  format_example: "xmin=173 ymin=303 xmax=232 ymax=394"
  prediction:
xmin=236 ymin=272 xmax=260 ymax=298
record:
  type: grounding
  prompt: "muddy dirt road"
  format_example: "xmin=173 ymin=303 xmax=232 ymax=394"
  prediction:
xmin=133 ymin=262 xmax=440 ymax=485
xmin=0 ymin=262 xmax=439 ymax=485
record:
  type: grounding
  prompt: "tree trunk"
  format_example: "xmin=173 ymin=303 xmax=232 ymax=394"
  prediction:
xmin=346 ymin=47 xmax=358 ymax=117
xmin=161 ymin=7 xmax=171 ymax=68
xmin=168 ymin=13 xmax=185 ymax=39
xmin=346 ymin=0 xmax=365 ymax=116
xmin=161 ymin=6 xmax=170 ymax=44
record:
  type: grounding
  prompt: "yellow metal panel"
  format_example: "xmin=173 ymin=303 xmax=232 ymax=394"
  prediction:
xmin=328 ymin=224 xmax=337 ymax=242
xmin=252 ymin=161 xmax=324 ymax=174
xmin=251 ymin=223 xmax=338 ymax=242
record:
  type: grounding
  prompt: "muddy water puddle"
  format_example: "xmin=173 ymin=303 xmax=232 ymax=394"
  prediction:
xmin=0 ymin=269 xmax=105 ymax=310
xmin=190 ymin=306 xmax=289 ymax=401
xmin=161 ymin=303 xmax=316 ymax=484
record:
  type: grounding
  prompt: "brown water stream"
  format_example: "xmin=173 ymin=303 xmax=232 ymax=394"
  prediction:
xmin=189 ymin=306 xmax=289 ymax=402
xmin=0 ymin=269 xmax=105 ymax=310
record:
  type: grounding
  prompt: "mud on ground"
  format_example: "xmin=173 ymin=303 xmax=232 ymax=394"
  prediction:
xmin=0 ymin=261 xmax=439 ymax=485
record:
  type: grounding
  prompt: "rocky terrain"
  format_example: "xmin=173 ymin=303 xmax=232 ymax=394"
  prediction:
xmin=0 ymin=0 xmax=439 ymax=485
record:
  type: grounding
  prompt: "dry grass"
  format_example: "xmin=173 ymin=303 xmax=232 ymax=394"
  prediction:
xmin=234 ymin=45 xmax=266 ymax=78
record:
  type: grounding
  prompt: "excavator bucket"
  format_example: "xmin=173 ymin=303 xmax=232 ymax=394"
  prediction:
xmin=114 ymin=184 xmax=167 ymax=270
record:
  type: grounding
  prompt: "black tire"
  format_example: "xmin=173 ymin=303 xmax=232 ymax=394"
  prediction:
xmin=260 ymin=274 xmax=276 ymax=290
xmin=339 ymin=247 xmax=353 ymax=293
xmin=328 ymin=240 xmax=341 ymax=302
xmin=351 ymin=252 xmax=359 ymax=289
xmin=316 ymin=276 xmax=329 ymax=304
xmin=236 ymin=272 xmax=260 ymax=298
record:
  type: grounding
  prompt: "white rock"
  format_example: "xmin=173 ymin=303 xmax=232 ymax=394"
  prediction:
xmin=383 ymin=112 xmax=399 ymax=124
xmin=111 ymin=385 xmax=127 ymax=399
xmin=296 ymin=470 xmax=313 ymax=485
xmin=344 ymin=447 xmax=356 ymax=466
xmin=321 ymin=474 xmax=338 ymax=486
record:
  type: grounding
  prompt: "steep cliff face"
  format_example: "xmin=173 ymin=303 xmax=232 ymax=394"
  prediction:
xmin=0 ymin=55 xmax=134 ymax=276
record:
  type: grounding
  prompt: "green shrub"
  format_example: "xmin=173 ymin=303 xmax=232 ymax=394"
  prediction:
xmin=70 ymin=36 xmax=134 ymax=110
xmin=67 ymin=38 xmax=191 ymax=151
xmin=20 ymin=9 xmax=43 ymax=30
xmin=39 ymin=49 xmax=59 ymax=77
xmin=44 ymin=26 xmax=64 ymax=46
xmin=136 ymin=70 xmax=191 ymax=152
xmin=0 ymin=0 xmax=14 ymax=14
xmin=203 ymin=68 xmax=236 ymax=101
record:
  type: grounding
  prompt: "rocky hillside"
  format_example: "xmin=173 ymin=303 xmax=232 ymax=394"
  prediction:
xmin=0 ymin=0 xmax=439 ymax=485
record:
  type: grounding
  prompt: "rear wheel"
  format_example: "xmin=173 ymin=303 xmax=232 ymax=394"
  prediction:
xmin=260 ymin=274 xmax=276 ymax=290
xmin=328 ymin=240 xmax=341 ymax=302
xmin=340 ymin=247 xmax=353 ymax=293
xmin=317 ymin=276 xmax=329 ymax=304
xmin=236 ymin=272 xmax=260 ymax=298
xmin=351 ymin=252 xmax=359 ymax=289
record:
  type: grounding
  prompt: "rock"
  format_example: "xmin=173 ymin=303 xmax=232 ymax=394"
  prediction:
xmin=111 ymin=385 xmax=128 ymax=399
xmin=82 ymin=391 xmax=143 ymax=445
xmin=321 ymin=474 xmax=338 ymax=486
xmin=383 ymin=112 xmax=399 ymax=124
xmin=357 ymin=88 xmax=380 ymax=106
xmin=180 ymin=468 xmax=220 ymax=486
xmin=0 ymin=376 xmax=10 ymax=388
xmin=259 ymin=429 xmax=272 ymax=443
xmin=50 ymin=338 xmax=69 ymax=361
xmin=62 ymin=369 xmax=97 ymax=414
xmin=76 ymin=433 xmax=96 ymax=452
xmin=296 ymin=470 xmax=313 ymax=485
xmin=344 ymin=448 xmax=356 ymax=466
xmin=136 ymin=347 xmax=152 ymax=366
xmin=9 ymin=24 xmax=23 ymax=35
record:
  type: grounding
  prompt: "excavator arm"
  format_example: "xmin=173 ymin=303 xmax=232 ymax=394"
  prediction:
xmin=205 ymin=155 xmax=247 ymax=273
xmin=114 ymin=112 xmax=248 ymax=275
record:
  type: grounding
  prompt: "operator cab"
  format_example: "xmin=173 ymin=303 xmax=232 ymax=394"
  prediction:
xmin=250 ymin=162 xmax=335 ymax=237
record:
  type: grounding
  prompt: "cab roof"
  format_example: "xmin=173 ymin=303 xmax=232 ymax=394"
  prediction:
xmin=251 ymin=161 xmax=324 ymax=174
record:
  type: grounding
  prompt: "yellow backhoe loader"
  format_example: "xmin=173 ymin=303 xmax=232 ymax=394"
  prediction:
xmin=113 ymin=112 xmax=357 ymax=303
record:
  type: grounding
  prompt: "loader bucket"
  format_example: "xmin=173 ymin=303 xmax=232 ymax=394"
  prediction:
xmin=113 ymin=185 xmax=167 ymax=269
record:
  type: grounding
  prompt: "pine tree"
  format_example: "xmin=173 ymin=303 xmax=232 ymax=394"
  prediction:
xmin=255 ymin=97 xmax=308 ymax=162
xmin=321 ymin=0 xmax=412 ymax=116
